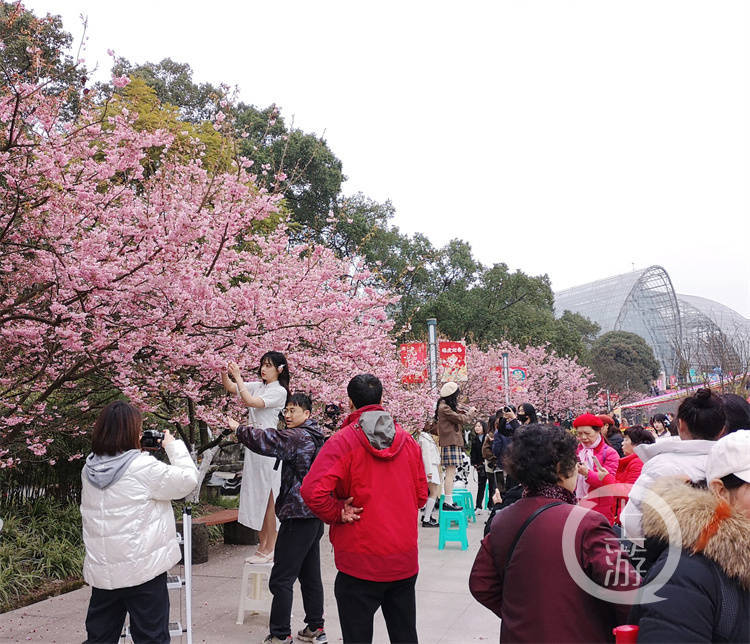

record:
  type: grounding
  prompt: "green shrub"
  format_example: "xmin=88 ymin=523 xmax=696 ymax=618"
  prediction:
xmin=0 ymin=499 xmax=85 ymax=612
xmin=212 ymin=495 xmax=240 ymax=510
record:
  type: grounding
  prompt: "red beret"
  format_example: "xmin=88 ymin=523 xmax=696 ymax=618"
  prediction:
xmin=573 ymin=413 xmax=603 ymax=428
xmin=597 ymin=414 xmax=615 ymax=426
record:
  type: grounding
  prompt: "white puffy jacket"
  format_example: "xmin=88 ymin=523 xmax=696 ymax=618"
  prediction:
xmin=80 ymin=440 xmax=198 ymax=590
xmin=417 ymin=431 xmax=441 ymax=483
xmin=620 ymin=436 xmax=715 ymax=539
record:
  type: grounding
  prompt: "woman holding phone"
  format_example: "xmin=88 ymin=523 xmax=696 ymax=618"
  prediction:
xmin=221 ymin=351 xmax=289 ymax=563
xmin=573 ymin=413 xmax=619 ymax=525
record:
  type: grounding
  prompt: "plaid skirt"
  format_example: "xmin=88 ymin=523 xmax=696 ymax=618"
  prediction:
xmin=441 ymin=444 xmax=464 ymax=467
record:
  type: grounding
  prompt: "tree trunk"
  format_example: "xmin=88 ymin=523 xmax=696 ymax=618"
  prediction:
xmin=188 ymin=428 xmax=221 ymax=503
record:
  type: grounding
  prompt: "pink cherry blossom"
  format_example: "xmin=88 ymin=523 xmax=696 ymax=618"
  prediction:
xmin=463 ymin=342 xmax=594 ymax=417
xmin=0 ymin=72 xmax=431 ymax=467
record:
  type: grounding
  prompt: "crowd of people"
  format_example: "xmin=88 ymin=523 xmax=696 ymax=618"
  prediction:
xmin=76 ymin=350 xmax=750 ymax=643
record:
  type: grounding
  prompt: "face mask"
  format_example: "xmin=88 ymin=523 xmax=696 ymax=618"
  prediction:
xmin=517 ymin=414 xmax=527 ymax=422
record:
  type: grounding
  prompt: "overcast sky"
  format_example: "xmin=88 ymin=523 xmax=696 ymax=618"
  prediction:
xmin=27 ymin=0 xmax=750 ymax=317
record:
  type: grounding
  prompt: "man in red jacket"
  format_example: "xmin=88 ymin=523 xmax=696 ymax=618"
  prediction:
xmin=301 ymin=374 xmax=428 ymax=644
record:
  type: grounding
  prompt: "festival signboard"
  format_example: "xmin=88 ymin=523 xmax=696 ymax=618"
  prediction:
xmin=399 ymin=342 xmax=427 ymax=384
xmin=439 ymin=341 xmax=468 ymax=382
xmin=493 ymin=366 xmax=528 ymax=392
xmin=510 ymin=367 xmax=528 ymax=393
xmin=596 ymin=391 xmax=621 ymax=408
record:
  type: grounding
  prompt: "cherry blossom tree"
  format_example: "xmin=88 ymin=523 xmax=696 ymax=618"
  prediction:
xmin=463 ymin=343 xmax=595 ymax=419
xmin=0 ymin=63 xmax=430 ymax=468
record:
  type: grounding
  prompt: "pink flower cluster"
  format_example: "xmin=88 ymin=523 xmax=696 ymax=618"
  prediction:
xmin=464 ymin=342 xmax=595 ymax=417
xmin=0 ymin=74 xmax=430 ymax=467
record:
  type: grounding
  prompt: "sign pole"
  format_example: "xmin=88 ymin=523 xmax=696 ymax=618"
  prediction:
xmin=427 ymin=318 xmax=438 ymax=390
xmin=501 ymin=352 xmax=510 ymax=405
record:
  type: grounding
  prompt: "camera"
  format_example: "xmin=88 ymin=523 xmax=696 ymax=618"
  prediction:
xmin=140 ymin=429 xmax=165 ymax=451
xmin=503 ymin=406 xmax=512 ymax=413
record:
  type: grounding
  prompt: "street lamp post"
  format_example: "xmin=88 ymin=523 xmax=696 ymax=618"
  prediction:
xmin=427 ymin=318 xmax=438 ymax=390
xmin=501 ymin=351 xmax=510 ymax=406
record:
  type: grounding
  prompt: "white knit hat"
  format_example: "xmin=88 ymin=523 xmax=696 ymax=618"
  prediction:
xmin=439 ymin=382 xmax=459 ymax=398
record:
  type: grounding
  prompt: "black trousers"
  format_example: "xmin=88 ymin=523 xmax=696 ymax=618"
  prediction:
xmin=334 ymin=571 xmax=418 ymax=644
xmin=475 ymin=466 xmax=488 ymax=509
xmin=485 ymin=468 xmax=497 ymax=504
xmin=269 ymin=517 xmax=325 ymax=638
xmin=85 ymin=572 xmax=169 ymax=644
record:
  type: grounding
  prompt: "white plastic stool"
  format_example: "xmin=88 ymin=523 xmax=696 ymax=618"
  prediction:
xmin=236 ymin=559 xmax=273 ymax=624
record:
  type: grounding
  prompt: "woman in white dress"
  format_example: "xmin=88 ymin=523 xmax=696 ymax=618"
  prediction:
xmin=221 ymin=351 xmax=289 ymax=563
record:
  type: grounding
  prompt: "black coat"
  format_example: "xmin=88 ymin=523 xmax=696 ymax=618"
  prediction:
xmin=470 ymin=433 xmax=484 ymax=466
xmin=492 ymin=419 xmax=519 ymax=461
xmin=630 ymin=478 xmax=750 ymax=643
xmin=630 ymin=547 xmax=750 ymax=643
xmin=608 ymin=432 xmax=624 ymax=457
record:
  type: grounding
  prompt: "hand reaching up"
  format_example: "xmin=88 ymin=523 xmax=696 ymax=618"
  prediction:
xmin=228 ymin=361 xmax=242 ymax=381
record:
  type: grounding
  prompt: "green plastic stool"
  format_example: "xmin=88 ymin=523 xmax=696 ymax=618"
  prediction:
xmin=438 ymin=494 xmax=468 ymax=550
xmin=452 ymin=488 xmax=476 ymax=523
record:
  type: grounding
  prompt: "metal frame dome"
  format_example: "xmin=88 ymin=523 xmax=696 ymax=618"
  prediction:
xmin=554 ymin=266 xmax=750 ymax=384
xmin=677 ymin=294 xmax=750 ymax=375
xmin=555 ymin=266 xmax=682 ymax=376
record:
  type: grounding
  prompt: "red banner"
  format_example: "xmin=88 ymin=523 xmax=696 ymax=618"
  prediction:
xmin=399 ymin=342 xmax=427 ymax=384
xmin=491 ymin=366 xmax=503 ymax=391
xmin=439 ymin=341 xmax=467 ymax=382
xmin=596 ymin=391 xmax=620 ymax=406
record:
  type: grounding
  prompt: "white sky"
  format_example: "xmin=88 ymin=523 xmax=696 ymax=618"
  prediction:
xmin=27 ymin=0 xmax=750 ymax=317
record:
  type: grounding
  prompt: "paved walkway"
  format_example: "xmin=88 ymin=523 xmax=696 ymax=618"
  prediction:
xmin=0 ymin=499 xmax=499 ymax=643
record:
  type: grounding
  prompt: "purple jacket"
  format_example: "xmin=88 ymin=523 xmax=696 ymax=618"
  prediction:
xmin=237 ymin=419 xmax=323 ymax=521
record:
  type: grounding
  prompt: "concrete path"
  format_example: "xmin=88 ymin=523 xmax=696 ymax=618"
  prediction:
xmin=0 ymin=502 xmax=499 ymax=643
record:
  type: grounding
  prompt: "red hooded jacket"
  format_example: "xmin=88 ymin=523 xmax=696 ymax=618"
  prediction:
xmin=300 ymin=404 xmax=428 ymax=582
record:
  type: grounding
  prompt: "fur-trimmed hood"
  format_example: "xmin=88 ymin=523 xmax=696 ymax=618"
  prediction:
xmin=643 ymin=477 xmax=750 ymax=589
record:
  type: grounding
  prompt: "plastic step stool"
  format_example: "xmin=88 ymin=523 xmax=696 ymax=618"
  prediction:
xmin=451 ymin=488 xmax=476 ymax=523
xmin=438 ymin=494 xmax=468 ymax=550
xmin=236 ymin=559 xmax=273 ymax=624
